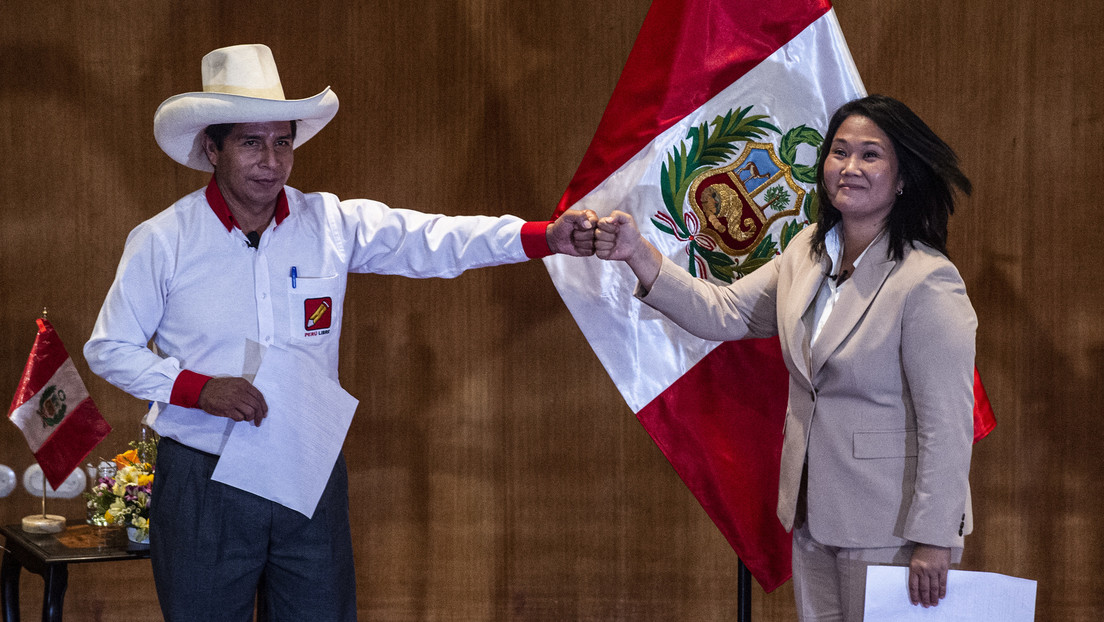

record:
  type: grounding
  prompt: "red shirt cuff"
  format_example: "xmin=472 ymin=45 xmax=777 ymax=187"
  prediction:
xmin=521 ymin=221 xmax=553 ymax=258
xmin=170 ymin=370 xmax=212 ymax=408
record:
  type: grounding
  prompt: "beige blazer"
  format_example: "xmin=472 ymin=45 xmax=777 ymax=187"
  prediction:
xmin=638 ymin=225 xmax=975 ymax=549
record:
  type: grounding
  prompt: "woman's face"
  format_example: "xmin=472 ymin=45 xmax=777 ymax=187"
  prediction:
xmin=822 ymin=114 xmax=903 ymax=227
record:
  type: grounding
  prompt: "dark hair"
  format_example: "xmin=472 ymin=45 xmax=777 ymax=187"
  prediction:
xmin=203 ymin=120 xmax=298 ymax=150
xmin=812 ymin=94 xmax=971 ymax=260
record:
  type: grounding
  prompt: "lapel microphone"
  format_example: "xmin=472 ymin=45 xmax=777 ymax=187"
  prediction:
xmin=246 ymin=231 xmax=260 ymax=249
xmin=825 ymin=269 xmax=850 ymax=286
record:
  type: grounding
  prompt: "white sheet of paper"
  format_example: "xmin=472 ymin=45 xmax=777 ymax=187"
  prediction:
xmin=211 ymin=345 xmax=358 ymax=518
xmin=864 ymin=566 xmax=1036 ymax=621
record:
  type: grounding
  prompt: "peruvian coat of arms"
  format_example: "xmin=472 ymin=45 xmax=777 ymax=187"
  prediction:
xmin=37 ymin=384 xmax=67 ymax=427
xmin=651 ymin=105 xmax=823 ymax=283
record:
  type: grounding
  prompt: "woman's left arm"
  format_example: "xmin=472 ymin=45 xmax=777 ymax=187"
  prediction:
xmin=900 ymin=259 xmax=978 ymax=606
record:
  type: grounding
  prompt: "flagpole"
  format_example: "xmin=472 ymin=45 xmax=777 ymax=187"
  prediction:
xmin=20 ymin=307 xmax=67 ymax=534
xmin=36 ymin=309 xmax=47 ymax=526
xmin=737 ymin=559 xmax=752 ymax=622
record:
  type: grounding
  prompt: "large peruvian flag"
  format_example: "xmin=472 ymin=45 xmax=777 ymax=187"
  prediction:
xmin=546 ymin=0 xmax=994 ymax=592
xmin=8 ymin=318 xmax=111 ymax=489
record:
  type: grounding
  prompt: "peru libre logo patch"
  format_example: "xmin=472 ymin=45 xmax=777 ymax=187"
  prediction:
xmin=304 ymin=297 xmax=332 ymax=332
xmin=651 ymin=105 xmax=823 ymax=283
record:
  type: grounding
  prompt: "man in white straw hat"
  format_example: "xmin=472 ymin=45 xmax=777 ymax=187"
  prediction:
xmin=85 ymin=43 xmax=597 ymax=620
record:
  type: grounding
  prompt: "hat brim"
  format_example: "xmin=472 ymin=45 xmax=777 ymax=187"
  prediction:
xmin=154 ymin=88 xmax=339 ymax=171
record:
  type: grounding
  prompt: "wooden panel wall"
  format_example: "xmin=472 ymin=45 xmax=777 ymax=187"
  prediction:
xmin=0 ymin=1 xmax=1100 ymax=620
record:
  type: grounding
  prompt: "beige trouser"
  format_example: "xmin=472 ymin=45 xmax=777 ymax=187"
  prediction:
xmin=791 ymin=521 xmax=915 ymax=622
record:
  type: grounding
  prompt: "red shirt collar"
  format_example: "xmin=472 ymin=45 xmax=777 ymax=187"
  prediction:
xmin=205 ymin=176 xmax=290 ymax=232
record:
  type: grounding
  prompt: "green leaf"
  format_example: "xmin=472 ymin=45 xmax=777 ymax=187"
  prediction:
xmin=660 ymin=152 xmax=691 ymax=238
xmin=734 ymin=256 xmax=772 ymax=277
xmin=778 ymin=125 xmax=824 ymax=184
xmin=652 ymin=220 xmax=676 ymax=237
xmin=695 ymin=244 xmax=736 ymax=283
xmin=803 ymin=190 xmax=819 ymax=224
xmin=749 ymin=234 xmax=778 ymax=260
xmin=780 ymin=219 xmax=806 ymax=251
xmin=698 ymin=245 xmax=736 ymax=268
xmin=707 ymin=261 xmax=736 ymax=283
xmin=660 ymin=160 xmax=676 ymax=212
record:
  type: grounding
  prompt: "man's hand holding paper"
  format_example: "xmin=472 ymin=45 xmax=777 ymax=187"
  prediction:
xmin=211 ymin=345 xmax=358 ymax=518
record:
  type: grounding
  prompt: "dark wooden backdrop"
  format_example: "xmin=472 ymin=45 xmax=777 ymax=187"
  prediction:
xmin=1 ymin=0 xmax=1100 ymax=619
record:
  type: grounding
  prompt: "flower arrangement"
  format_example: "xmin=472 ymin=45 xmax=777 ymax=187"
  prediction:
xmin=84 ymin=435 xmax=157 ymax=541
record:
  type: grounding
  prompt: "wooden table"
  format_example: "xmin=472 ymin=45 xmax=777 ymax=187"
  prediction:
xmin=1 ymin=523 xmax=150 ymax=622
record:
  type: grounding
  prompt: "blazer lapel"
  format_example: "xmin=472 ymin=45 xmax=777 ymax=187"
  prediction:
xmin=782 ymin=251 xmax=830 ymax=387
xmin=809 ymin=233 xmax=897 ymax=378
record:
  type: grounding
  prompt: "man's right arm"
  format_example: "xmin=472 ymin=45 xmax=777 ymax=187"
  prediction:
xmin=86 ymin=224 xmax=268 ymax=426
xmin=84 ymin=224 xmax=189 ymax=404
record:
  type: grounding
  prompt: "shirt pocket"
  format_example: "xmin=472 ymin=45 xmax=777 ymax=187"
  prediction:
xmin=853 ymin=429 xmax=918 ymax=459
xmin=287 ymin=273 xmax=341 ymax=344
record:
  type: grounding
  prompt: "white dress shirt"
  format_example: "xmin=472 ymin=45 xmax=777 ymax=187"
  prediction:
xmin=85 ymin=183 xmax=539 ymax=454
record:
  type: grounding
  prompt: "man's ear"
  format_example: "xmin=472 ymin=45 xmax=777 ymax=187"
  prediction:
xmin=202 ymin=134 xmax=219 ymax=169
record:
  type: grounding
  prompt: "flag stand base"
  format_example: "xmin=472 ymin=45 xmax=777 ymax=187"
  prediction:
xmin=21 ymin=514 xmax=65 ymax=534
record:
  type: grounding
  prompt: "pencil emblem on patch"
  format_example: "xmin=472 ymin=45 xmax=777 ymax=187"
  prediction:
xmin=304 ymin=297 xmax=332 ymax=330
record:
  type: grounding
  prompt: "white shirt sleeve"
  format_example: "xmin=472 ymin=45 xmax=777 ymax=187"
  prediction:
xmin=331 ymin=197 xmax=530 ymax=277
xmin=84 ymin=221 xmax=185 ymax=403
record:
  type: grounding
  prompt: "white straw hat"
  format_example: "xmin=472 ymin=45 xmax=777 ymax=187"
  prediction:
xmin=154 ymin=44 xmax=339 ymax=171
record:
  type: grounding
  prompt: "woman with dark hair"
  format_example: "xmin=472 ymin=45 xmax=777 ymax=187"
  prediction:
xmin=594 ymin=94 xmax=976 ymax=621
xmin=812 ymin=94 xmax=972 ymax=261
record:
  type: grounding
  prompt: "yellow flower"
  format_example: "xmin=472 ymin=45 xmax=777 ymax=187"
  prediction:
xmin=108 ymin=498 xmax=128 ymax=520
xmin=104 ymin=510 xmax=114 ymax=523
xmin=137 ymin=473 xmax=154 ymax=487
xmin=132 ymin=516 xmax=149 ymax=530
xmin=116 ymin=465 xmax=139 ymax=485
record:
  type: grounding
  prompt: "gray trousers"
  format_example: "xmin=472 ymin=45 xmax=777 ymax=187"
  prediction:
xmin=150 ymin=437 xmax=357 ymax=621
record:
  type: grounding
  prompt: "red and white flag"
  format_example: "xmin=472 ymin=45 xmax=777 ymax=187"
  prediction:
xmin=8 ymin=318 xmax=111 ymax=490
xmin=547 ymin=0 xmax=993 ymax=591
xmin=547 ymin=0 xmax=863 ymax=591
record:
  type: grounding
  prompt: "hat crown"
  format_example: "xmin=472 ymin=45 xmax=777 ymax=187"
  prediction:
xmin=201 ymin=44 xmax=286 ymax=100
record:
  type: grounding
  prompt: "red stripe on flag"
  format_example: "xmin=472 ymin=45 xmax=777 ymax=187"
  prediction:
xmin=556 ymin=0 xmax=833 ymax=215
xmin=8 ymin=319 xmax=70 ymax=413
xmin=972 ymin=367 xmax=996 ymax=443
xmin=34 ymin=397 xmax=111 ymax=489
xmin=636 ymin=337 xmax=792 ymax=592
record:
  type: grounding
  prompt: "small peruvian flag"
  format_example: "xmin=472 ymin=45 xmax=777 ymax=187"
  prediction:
xmin=8 ymin=318 xmax=111 ymax=489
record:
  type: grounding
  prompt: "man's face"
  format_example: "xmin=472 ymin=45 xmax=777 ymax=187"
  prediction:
xmin=204 ymin=121 xmax=295 ymax=215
